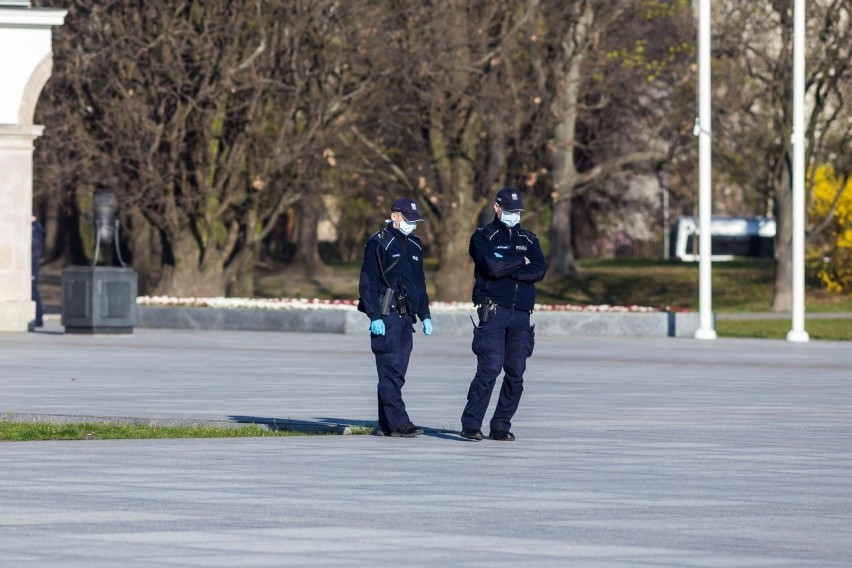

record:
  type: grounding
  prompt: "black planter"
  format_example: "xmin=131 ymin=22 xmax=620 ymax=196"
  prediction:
xmin=61 ymin=266 xmax=138 ymax=334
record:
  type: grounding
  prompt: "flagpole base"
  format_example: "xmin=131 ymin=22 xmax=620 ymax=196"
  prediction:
xmin=695 ymin=328 xmax=717 ymax=340
xmin=786 ymin=330 xmax=810 ymax=343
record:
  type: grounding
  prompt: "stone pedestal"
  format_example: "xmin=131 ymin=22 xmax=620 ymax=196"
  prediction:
xmin=61 ymin=266 xmax=138 ymax=335
xmin=0 ymin=4 xmax=66 ymax=332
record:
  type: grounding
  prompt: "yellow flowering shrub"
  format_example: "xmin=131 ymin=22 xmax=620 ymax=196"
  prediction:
xmin=808 ymin=165 xmax=852 ymax=293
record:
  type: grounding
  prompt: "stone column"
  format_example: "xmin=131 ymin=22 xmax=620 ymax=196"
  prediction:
xmin=0 ymin=125 xmax=42 ymax=330
xmin=0 ymin=3 xmax=66 ymax=331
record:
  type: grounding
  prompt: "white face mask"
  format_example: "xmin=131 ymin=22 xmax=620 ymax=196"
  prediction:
xmin=399 ymin=220 xmax=417 ymax=235
xmin=501 ymin=211 xmax=521 ymax=228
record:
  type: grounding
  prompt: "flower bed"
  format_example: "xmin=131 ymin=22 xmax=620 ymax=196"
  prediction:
xmin=137 ymin=296 xmax=663 ymax=313
xmin=135 ymin=296 xmax=697 ymax=337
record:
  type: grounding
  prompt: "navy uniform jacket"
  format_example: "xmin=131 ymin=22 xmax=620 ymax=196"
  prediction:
xmin=470 ymin=216 xmax=547 ymax=311
xmin=359 ymin=223 xmax=431 ymax=323
xmin=32 ymin=220 xmax=45 ymax=271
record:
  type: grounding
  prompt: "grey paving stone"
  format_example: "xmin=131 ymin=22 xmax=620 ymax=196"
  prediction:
xmin=0 ymin=324 xmax=850 ymax=566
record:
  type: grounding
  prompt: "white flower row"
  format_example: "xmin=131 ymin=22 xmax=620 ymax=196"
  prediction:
xmin=137 ymin=296 xmax=358 ymax=310
xmin=137 ymin=296 xmax=663 ymax=313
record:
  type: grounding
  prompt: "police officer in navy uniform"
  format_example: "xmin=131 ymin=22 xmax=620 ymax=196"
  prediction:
xmin=460 ymin=187 xmax=547 ymax=441
xmin=359 ymin=197 xmax=433 ymax=438
xmin=31 ymin=215 xmax=46 ymax=328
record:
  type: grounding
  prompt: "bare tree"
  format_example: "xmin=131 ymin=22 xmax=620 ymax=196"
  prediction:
xmin=35 ymin=0 xmax=847 ymax=307
xmin=347 ymin=0 xmax=536 ymax=301
xmin=37 ymin=0 xmax=369 ymax=296
xmin=524 ymin=0 xmax=694 ymax=275
xmin=713 ymin=0 xmax=852 ymax=311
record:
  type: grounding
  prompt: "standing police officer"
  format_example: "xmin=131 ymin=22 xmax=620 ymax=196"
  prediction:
xmin=359 ymin=197 xmax=433 ymax=437
xmin=460 ymin=187 xmax=547 ymax=441
xmin=31 ymin=214 xmax=45 ymax=328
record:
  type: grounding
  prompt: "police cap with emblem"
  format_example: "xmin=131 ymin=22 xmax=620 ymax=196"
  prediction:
xmin=391 ymin=197 xmax=424 ymax=222
xmin=494 ymin=187 xmax=525 ymax=211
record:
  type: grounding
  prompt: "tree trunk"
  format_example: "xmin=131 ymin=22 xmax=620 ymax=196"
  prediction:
xmin=550 ymin=198 xmax=577 ymax=273
xmin=227 ymin=246 xmax=256 ymax=298
xmin=549 ymin=108 xmax=581 ymax=273
xmin=74 ymin=187 xmax=95 ymax=265
xmin=771 ymin=160 xmax=793 ymax=312
xmin=433 ymin=173 xmax=478 ymax=302
xmin=127 ymin=209 xmax=160 ymax=295
xmin=291 ymin=189 xmax=326 ymax=277
xmin=547 ymin=2 xmax=593 ymax=277
xmin=423 ymin=1 xmax=485 ymax=302
xmin=155 ymin=231 xmax=230 ymax=297
xmin=61 ymin=204 xmax=87 ymax=265
xmin=43 ymin=198 xmax=63 ymax=261
xmin=429 ymin=93 xmax=484 ymax=301
xmin=572 ymin=196 xmax=598 ymax=259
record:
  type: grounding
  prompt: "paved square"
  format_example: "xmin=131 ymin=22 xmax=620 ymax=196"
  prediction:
xmin=1 ymin=326 xmax=850 ymax=566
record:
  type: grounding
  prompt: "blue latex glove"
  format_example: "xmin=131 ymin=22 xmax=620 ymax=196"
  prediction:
xmin=422 ymin=318 xmax=433 ymax=336
xmin=494 ymin=252 xmax=503 ymax=258
xmin=370 ymin=319 xmax=385 ymax=335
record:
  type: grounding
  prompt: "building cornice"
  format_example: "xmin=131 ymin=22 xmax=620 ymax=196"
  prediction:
xmin=0 ymin=8 xmax=67 ymax=27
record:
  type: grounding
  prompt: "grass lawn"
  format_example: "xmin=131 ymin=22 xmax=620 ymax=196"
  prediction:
xmin=0 ymin=422 xmax=371 ymax=442
xmin=716 ymin=318 xmax=852 ymax=340
xmin=536 ymin=259 xmax=852 ymax=313
xmin=257 ymin=258 xmax=852 ymax=313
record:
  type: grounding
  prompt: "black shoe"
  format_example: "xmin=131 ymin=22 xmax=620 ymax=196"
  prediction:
xmin=460 ymin=428 xmax=484 ymax=441
xmin=372 ymin=427 xmax=390 ymax=436
xmin=489 ymin=430 xmax=515 ymax=441
xmin=390 ymin=423 xmax=423 ymax=437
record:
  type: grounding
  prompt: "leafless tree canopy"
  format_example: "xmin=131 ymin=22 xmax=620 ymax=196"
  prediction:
xmin=32 ymin=0 xmax=851 ymax=303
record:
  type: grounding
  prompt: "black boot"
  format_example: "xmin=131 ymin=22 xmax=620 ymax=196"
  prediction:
xmin=460 ymin=428 xmax=484 ymax=441
xmin=390 ymin=422 xmax=423 ymax=437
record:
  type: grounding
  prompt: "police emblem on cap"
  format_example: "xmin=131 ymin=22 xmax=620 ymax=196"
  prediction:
xmin=494 ymin=187 xmax=525 ymax=210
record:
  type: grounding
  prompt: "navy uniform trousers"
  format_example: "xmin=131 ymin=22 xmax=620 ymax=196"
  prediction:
xmin=371 ymin=313 xmax=415 ymax=433
xmin=462 ymin=306 xmax=534 ymax=432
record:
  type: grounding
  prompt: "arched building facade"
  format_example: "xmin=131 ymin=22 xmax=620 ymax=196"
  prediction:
xmin=0 ymin=1 xmax=65 ymax=331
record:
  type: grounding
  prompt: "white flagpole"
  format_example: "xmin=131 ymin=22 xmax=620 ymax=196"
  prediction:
xmin=787 ymin=0 xmax=809 ymax=342
xmin=695 ymin=0 xmax=716 ymax=340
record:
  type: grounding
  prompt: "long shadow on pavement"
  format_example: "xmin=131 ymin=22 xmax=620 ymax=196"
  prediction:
xmin=230 ymin=414 xmax=469 ymax=441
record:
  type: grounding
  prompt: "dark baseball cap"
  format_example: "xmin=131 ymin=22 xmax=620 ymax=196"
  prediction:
xmin=391 ymin=197 xmax=424 ymax=222
xmin=495 ymin=187 xmax=525 ymax=211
